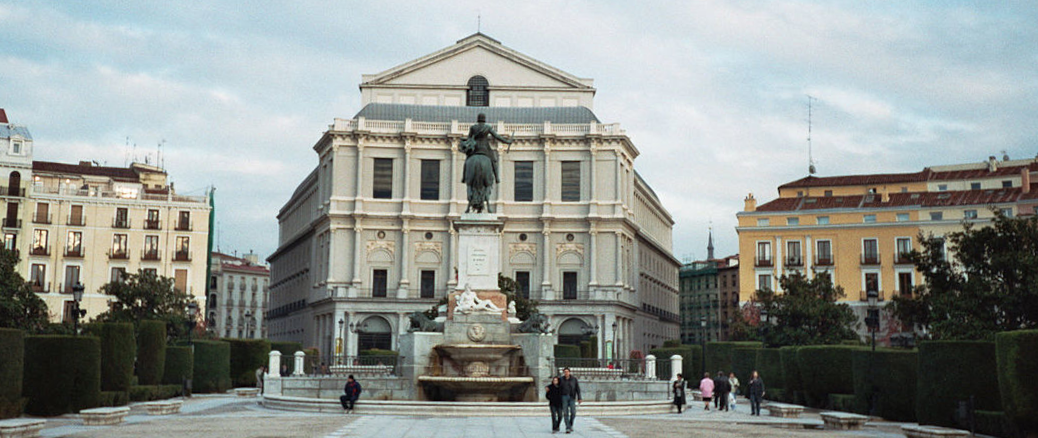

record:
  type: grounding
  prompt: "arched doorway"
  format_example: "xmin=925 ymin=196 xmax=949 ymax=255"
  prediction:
xmin=357 ymin=316 xmax=393 ymax=352
xmin=8 ymin=171 xmax=20 ymax=196
xmin=557 ymin=318 xmax=591 ymax=346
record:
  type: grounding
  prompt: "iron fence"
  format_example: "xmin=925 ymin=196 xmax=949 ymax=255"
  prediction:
xmin=550 ymin=357 xmax=659 ymax=380
xmin=306 ymin=354 xmax=403 ymax=377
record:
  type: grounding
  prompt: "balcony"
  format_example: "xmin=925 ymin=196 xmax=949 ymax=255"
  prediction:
xmin=2 ymin=218 xmax=21 ymax=228
xmin=32 ymin=213 xmax=52 ymax=224
xmin=894 ymin=252 xmax=914 ymax=265
xmin=144 ymin=219 xmax=161 ymax=230
xmin=173 ymin=251 xmax=191 ymax=262
xmin=754 ymin=257 xmax=773 ymax=268
xmin=64 ymin=247 xmax=85 ymax=258
xmin=141 ymin=250 xmax=161 ymax=261
xmin=29 ymin=245 xmax=50 ymax=256
xmin=67 ymin=215 xmax=86 ymax=226
xmin=859 ymin=290 xmax=887 ymax=302
xmin=31 ymin=281 xmax=49 ymax=293
xmin=108 ymin=250 xmax=130 ymax=260
xmin=860 ymin=254 xmax=881 ymax=266
xmin=1 ymin=186 xmax=25 ymax=197
xmin=175 ymin=220 xmax=192 ymax=231
xmin=112 ymin=218 xmax=130 ymax=229
xmin=785 ymin=257 xmax=803 ymax=267
xmin=815 ymin=256 xmax=834 ymax=266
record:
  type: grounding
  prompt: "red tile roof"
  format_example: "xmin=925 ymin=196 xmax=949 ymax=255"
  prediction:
xmin=756 ymin=185 xmax=1038 ymax=212
xmin=32 ymin=161 xmax=140 ymax=182
xmin=0 ymin=109 xmax=8 ymax=124
xmin=779 ymin=162 xmax=1038 ymax=190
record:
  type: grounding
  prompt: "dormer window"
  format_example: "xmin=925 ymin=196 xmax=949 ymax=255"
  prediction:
xmin=466 ymin=76 xmax=489 ymax=107
xmin=11 ymin=141 xmax=21 ymax=154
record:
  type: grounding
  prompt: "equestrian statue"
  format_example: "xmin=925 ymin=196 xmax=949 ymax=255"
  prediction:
xmin=460 ymin=113 xmax=512 ymax=213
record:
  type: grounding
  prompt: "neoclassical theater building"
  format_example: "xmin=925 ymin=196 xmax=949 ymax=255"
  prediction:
xmin=268 ymin=33 xmax=680 ymax=361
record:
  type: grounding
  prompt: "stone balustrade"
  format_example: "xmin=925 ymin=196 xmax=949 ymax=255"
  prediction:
xmin=766 ymin=402 xmax=805 ymax=418
xmin=80 ymin=406 xmax=130 ymax=426
xmin=235 ymin=387 xmax=261 ymax=397
xmin=0 ymin=419 xmax=45 ymax=438
xmin=557 ymin=367 xmax=624 ymax=380
xmin=331 ymin=117 xmax=625 ymax=137
xmin=330 ymin=364 xmax=393 ymax=377
xmin=820 ymin=412 xmax=869 ymax=430
xmin=141 ymin=399 xmax=183 ymax=415
xmin=901 ymin=425 xmax=970 ymax=438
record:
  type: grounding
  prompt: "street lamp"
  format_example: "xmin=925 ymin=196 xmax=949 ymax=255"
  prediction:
xmin=699 ymin=315 xmax=707 ymax=375
xmin=71 ymin=282 xmax=85 ymax=336
xmin=186 ymin=301 xmax=199 ymax=344
xmin=759 ymin=305 xmax=769 ymax=346
xmin=865 ymin=289 xmax=880 ymax=416
xmin=611 ymin=321 xmax=619 ymax=365
xmin=338 ymin=319 xmax=345 ymax=365
xmin=348 ymin=320 xmax=368 ymax=358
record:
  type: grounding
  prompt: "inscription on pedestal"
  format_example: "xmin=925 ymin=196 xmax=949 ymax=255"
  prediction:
xmin=470 ymin=248 xmax=489 ymax=275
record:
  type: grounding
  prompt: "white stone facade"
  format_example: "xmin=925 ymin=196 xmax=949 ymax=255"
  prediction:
xmin=208 ymin=251 xmax=269 ymax=339
xmin=268 ymin=34 xmax=679 ymax=360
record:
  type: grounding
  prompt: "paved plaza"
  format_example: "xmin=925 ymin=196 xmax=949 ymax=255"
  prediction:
xmin=31 ymin=396 xmax=914 ymax=437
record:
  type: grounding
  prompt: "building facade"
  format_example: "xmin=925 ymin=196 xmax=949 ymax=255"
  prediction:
xmin=736 ymin=156 xmax=1038 ymax=343
xmin=0 ymin=109 xmax=211 ymax=323
xmin=268 ymin=34 xmax=680 ymax=360
xmin=208 ymin=252 xmax=269 ymax=339
xmin=679 ymin=252 xmax=738 ymax=345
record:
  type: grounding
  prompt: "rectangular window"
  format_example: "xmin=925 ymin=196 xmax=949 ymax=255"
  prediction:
xmin=174 ymin=269 xmax=188 ymax=294
xmin=34 ymin=202 xmax=49 ymax=224
xmin=898 ymin=272 xmax=914 ymax=297
xmin=896 ymin=237 xmax=912 ymax=256
xmin=1003 ymin=180 xmax=1013 ymax=188
xmin=864 ymin=272 xmax=880 ymax=293
xmin=758 ymin=274 xmax=771 ymax=291
xmin=786 ymin=241 xmax=802 ymax=266
xmin=175 ymin=236 xmax=190 ymax=261
xmin=114 ymin=207 xmax=128 ymax=228
xmin=786 ymin=217 xmax=799 ymax=226
xmin=757 ymin=218 xmax=770 ymax=227
xmin=372 ymin=158 xmax=393 ymax=199
xmin=372 ymin=269 xmax=388 ymax=298
xmin=964 ymin=209 xmax=978 ymax=219
xmin=560 ymin=161 xmax=581 ymax=202
xmin=863 ymin=239 xmax=879 ymax=264
xmin=935 ymin=237 xmax=946 ymax=260
xmin=3 ymin=233 xmax=15 ymax=251
xmin=816 ymin=240 xmax=833 ymax=265
xmin=513 ymin=161 xmax=534 ymax=202
xmin=896 ymin=213 xmax=910 ymax=222
xmin=515 ymin=271 xmax=531 ymax=299
xmin=30 ymin=264 xmax=45 ymax=291
xmin=420 ymin=270 xmax=435 ymax=299
xmin=863 ymin=214 xmax=877 ymax=223
xmin=69 ymin=205 xmax=84 ymax=226
xmin=209 ymin=275 xmax=217 ymax=289
xmin=1000 ymin=207 xmax=1013 ymax=217
xmin=970 ymin=182 xmax=981 ymax=190
xmin=144 ymin=235 xmax=159 ymax=259
xmin=938 ymin=184 xmax=947 ymax=191
xmin=64 ymin=265 xmax=80 ymax=294
xmin=142 ymin=268 xmax=157 ymax=277
xmin=756 ymin=241 xmax=772 ymax=266
xmin=420 ymin=160 xmax=440 ymax=200
xmin=930 ymin=212 xmax=944 ymax=221
xmin=111 ymin=234 xmax=128 ymax=257
xmin=824 ymin=190 xmax=833 ymax=197
xmin=66 ymin=231 xmax=82 ymax=256
xmin=177 ymin=211 xmax=191 ymax=230
xmin=111 ymin=267 xmax=126 ymax=283
xmin=816 ymin=216 xmax=829 ymax=225
xmin=146 ymin=209 xmax=160 ymax=229
xmin=562 ymin=271 xmax=578 ymax=299
xmin=32 ymin=229 xmax=48 ymax=254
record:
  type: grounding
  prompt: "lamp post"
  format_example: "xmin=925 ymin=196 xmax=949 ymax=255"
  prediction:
xmin=71 ymin=282 xmax=85 ymax=336
xmin=611 ymin=321 xmax=619 ymax=365
xmin=186 ymin=301 xmax=198 ymax=344
xmin=699 ymin=315 xmax=707 ymax=376
xmin=759 ymin=305 xmax=769 ymax=346
xmin=338 ymin=318 xmax=345 ymax=365
xmin=866 ymin=289 xmax=880 ymax=416
xmin=348 ymin=320 xmax=368 ymax=358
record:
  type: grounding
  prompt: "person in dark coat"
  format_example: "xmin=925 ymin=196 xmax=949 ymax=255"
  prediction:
xmin=546 ymin=377 xmax=564 ymax=433
xmin=558 ymin=368 xmax=582 ymax=434
xmin=747 ymin=370 xmax=766 ymax=416
xmin=714 ymin=370 xmax=731 ymax=411
xmin=672 ymin=373 xmax=687 ymax=413
xmin=340 ymin=375 xmax=362 ymax=413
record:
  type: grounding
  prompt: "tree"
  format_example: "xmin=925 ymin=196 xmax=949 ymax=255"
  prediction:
xmin=754 ymin=272 xmax=858 ymax=347
xmin=94 ymin=270 xmax=193 ymax=335
xmin=0 ymin=248 xmax=49 ymax=332
xmin=890 ymin=210 xmax=1038 ymax=340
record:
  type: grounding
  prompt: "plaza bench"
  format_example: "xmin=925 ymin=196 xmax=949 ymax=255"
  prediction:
xmin=766 ymin=402 xmax=805 ymax=418
xmin=901 ymin=425 xmax=970 ymax=438
xmin=329 ymin=364 xmax=393 ymax=377
xmin=0 ymin=419 xmax=45 ymax=438
xmin=820 ymin=411 xmax=869 ymax=430
xmin=557 ymin=367 xmax=624 ymax=380
xmin=80 ymin=406 xmax=130 ymax=426
xmin=235 ymin=388 xmax=261 ymax=397
xmin=141 ymin=399 xmax=182 ymax=415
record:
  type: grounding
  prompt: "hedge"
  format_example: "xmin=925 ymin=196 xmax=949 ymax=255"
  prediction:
xmin=731 ymin=348 xmax=760 ymax=389
xmin=129 ymin=385 xmax=182 ymax=402
xmin=0 ymin=328 xmax=24 ymax=419
xmin=996 ymin=330 xmax=1038 ymax=434
xmin=98 ymin=391 xmax=129 ymax=407
xmin=100 ymin=323 xmax=136 ymax=392
xmin=303 ymin=348 xmax=320 ymax=374
xmin=163 ymin=346 xmax=194 ymax=387
xmin=23 ymin=335 xmax=101 ymax=416
xmin=917 ymin=341 xmax=1001 ymax=428
xmin=137 ymin=320 xmax=167 ymax=385
xmin=797 ymin=345 xmax=861 ymax=408
xmin=830 ymin=393 xmax=857 ymax=413
xmin=270 ymin=341 xmax=303 ymax=374
xmin=754 ymin=349 xmax=784 ymax=392
xmin=705 ymin=342 xmax=762 ymax=375
xmin=193 ymin=340 xmax=231 ymax=393
xmin=976 ymin=410 xmax=1023 ymax=438
xmin=851 ymin=349 xmax=917 ymax=421
xmin=649 ymin=345 xmax=701 ymax=380
xmin=779 ymin=346 xmax=802 ymax=403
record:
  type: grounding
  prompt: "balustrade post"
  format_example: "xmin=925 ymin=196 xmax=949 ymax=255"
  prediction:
xmin=670 ymin=354 xmax=682 ymax=381
xmin=293 ymin=351 xmax=306 ymax=376
xmin=645 ymin=354 xmax=657 ymax=379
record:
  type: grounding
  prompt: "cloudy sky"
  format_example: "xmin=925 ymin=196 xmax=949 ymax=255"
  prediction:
xmin=2 ymin=1 xmax=1036 ymax=262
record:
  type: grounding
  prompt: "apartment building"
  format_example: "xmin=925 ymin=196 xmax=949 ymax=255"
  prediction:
xmin=208 ymin=251 xmax=269 ymax=339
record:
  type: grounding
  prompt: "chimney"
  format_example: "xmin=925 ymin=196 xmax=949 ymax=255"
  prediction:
xmin=0 ymin=109 xmax=7 ymax=124
xmin=881 ymin=187 xmax=890 ymax=203
xmin=1023 ymin=168 xmax=1031 ymax=194
xmin=744 ymin=193 xmax=757 ymax=212
xmin=988 ymin=156 xmax=998 ymax=172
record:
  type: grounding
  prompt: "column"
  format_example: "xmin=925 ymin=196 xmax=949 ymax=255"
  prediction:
xmin=588 ymin=229 xmax=598 ymax=287
xmin=615 ymin=232 xmax=624 ymax=286
xmin=588 ymin=145 xmax=597 ymax=216
xmin=542 ymin=141 xmax=552 ymax=216
xmin=398 ymin=223 xmax=410 ymax=298
xmin=449 ymin=139 xmax=459 ymax=216
xmin=447 ymin=227 xmax=458 ymax=290
xmin=401 ymin=137 xmax=412 ymax=215
xmin=541 ymin=225 xmax=553 ymax=299
xmin=347 ymin=312 xmax=358 ymax=356
xmin=352 ymin=224 xmax=363 ymax=287
xmin=614 ymin=154 xmax=622 ymax=215
xmin=355 ymin=143 xmax=365 ymax=211
xmin=267 ymin=351 xmax=281 ymax=378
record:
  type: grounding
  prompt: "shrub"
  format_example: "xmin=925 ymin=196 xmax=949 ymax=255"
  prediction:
xmin=163 ymin=346 xmax=194 ymax=386
xmin=98 ymin=391 xmax=129 ymax=407
xmin=754 ymin=349 xmax=784 ymax=392
xmin=976 ymin=410 xmax=1023 ymax=438
xmin=731 ymin=347 xmax=760 ymax=389
xmin=193 ymin=340 xmax=231 ymax=393
xmin=129 ymin=385 xmax=182 ymax=402
xmin=797 ymin=345 xmax=861 ymax=408
xmin=829 ymin=394 xmax=857 ymax=413
xmin=705 ymin=342 xmax=762 ymax=375
xmin=917 ymin=341 xmax=1001 ymax=428
xmin=649 ymin=345 xmax=701 ymax=380
xmin=303 ymin=348 xmax=320 ymax=374
xmin=270 ymin=341 xmax=303 ymax=374
xmin=225 ymin=339 xmax=271 ymax=388
xmin=996 ymin=330 xmax=1038 ymax=434
xmin=359 ymin=348 xmax=398 ymax=356
xmin=554 ymin=344 xmax=581 ymax=358
xmin=100 ymin=323 xmax=135 ymax=392
xmin=23 ymin=335 xmax=101 ymax=416
xmin=851 ymin=349 xmax=917 ymax=421
xmin=779 ymin=346 xmax=802 ymax=403
xmin=136 ymin=320 xmax=167 ymax=385
xmin=0 ymin=328 xmax=24 ymax=419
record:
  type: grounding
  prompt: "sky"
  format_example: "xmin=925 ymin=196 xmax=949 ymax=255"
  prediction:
xmin=1 ymin=1 xmax=1036 ymax=262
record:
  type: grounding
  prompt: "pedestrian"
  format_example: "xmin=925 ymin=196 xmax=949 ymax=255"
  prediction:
xmin=728 ymin=372 xmax=740 ymax=410
xmin=672 ymin=373 xmax=687 ymax=413
xmin=255 ymin=366 xmax=266 ymax=392
xmin=340 ymin=375 xmax=362 ymax=413
xmin=748 ymin=370 xmax=765 ymax=416
xmin=715 ymin=370 xmax=731 ymax=411
xmin=558 ymin=367 xmax=582 ymax=434
xmin=546 ymin=377 xmax=564 ymax=433
xmin=281 ymin=364 xmax=289 ymax=377
xmin=699 ymin=372 xmax=714 ymax=411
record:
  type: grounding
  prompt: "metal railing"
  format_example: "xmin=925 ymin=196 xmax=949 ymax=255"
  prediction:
xmin=67 ymin=215 xmax=86 ymax=226
xmin=173 ymin=251 xmax=191 ymax=262
xmin=859 ymin=290 xmax=887 ymax=302
xmin=785 ymin=257 xmax=803 ymax=267
xmin=112 ymin=218 xmax=130 ymax=229
xmin=108 ymin=250 xmax=129 ymax=260
xmin=754 ymin=258 xmax=773 ymax=267
xmin=30 ymin=245 xmax=49 ymax=256
xmin=550 ymin=357 xmax=654 ymax=380
xmin=0 ymin=186 xmax=25 ymax=197
xmin=894 ymin=252 xmax=913 ymax=265
xmin=64 ymin=247 xmax=84 ymax=258
xmin=141 ymin=249 xmax=161 ymax=261
xmin=2 ymin=218 xmax=21 ymax=228
xmin=860 ymin=254 xmax=881 ymax=265
xmin=308 ymin=355 xmax=403 ymax=377
xmin=175 ymin=220 xmax=192 ymax=231
xmin=815 ymin=256 xmax=834 ymax=266
xmin=144 ymin=219 xmax=161 ymax=230
xmin=32 ymin=213 xmax=51 ymax=224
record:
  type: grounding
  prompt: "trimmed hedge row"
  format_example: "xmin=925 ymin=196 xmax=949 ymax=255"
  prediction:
xmin=705 ymin=342 xmax=762 ymax=375
xmin=731 ymin=348 xmax=760 ymax=388
xmin=754 ymin=348 xmax=784 ymax=392
xmin=779 ymin=346 xmax=802 ymax=404
xmin=98 ymin=391 xmax=129 ymax=407
xmin=23 ymin=335 xmax=101 ymax=416
xmin=226 ymin=339 xmax=271 ymax=388
xmin=193 ymin=340 xmax=231 ymax=393
xmin=649 ymin=345 xmax=701 ymax=380
xmin=797 ymin=345 xmax=861 ymax=408
xmin=163 ymin=346 xmax=194 ymax=386
xmin=100 ymin=323 xmax=136 ymax=392
xmin=129 ymin=385 xmax=182 ymax=402
xmin=851 ymin=349 xmax=917 ymax=421
xmin=0 ymin=328 xmax=24 ymax=419
xmin=996 ymin=330 xmax=1038 ymax=434
xmin=137 ymin=320 xmax=167 ymax=385
xmin=270 ymin=341 xmax=303 ymax=374
xmin=917 ymin=341 xmax=1001 ymax=428
xmin=554 ymin=344 xmax=581 ymax=358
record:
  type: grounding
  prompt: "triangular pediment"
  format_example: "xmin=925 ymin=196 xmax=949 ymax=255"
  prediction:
xmin=361 ymin=33 xmax=594 ymax=90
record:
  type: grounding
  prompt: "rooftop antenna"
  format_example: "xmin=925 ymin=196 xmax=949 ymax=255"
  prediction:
xmin=1001 ymin=150 xmax=1009 ymax=161
xmin=807 ymin=95 xmax=817 ymax=175
xmin=158 ymin=139 xmax=166 ymax=169
xmin=477 ymin=11 xmax=481 ymax=33
xmin=124 ymin=136 xmax=131 ymax=166
xmin=216 ymin=220 xmax=222 ymax=252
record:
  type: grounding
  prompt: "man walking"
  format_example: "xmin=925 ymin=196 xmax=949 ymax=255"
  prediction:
xmin=559 ymin=368 xmax=582 ymax=434
xmin=714 ymin=370 xmax=731 ymax=411
xmin=340 ymin=375 xmax=362 ymax=413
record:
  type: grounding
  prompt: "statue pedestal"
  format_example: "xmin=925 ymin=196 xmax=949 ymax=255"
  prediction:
xmin=453 ymin=213 xmax=503 ymax=292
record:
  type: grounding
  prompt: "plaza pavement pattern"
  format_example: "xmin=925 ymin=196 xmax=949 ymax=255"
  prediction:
xmin=30 ymin=395 xmax=913 ymax=437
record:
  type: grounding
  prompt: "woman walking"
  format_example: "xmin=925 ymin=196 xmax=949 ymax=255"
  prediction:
xmin=728 ymin=372 xmax=740 ymax=410
xmin=672 ymin=374 xmax=687 ymax=413
xmin=546 ymin=377 xmax=564 ymax=433
xmin=699 ymin=372 xmax=715 ymax=411
xmin=748 ymin=370 xmax=766 ymax=416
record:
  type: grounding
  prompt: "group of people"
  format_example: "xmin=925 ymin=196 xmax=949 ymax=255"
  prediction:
xmin=544 ymin=367 xmax=582 ymax=434
xmin=672 ymin=370 xmax=766 ymax=416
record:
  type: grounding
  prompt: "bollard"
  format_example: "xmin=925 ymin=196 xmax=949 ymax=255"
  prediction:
xmin=670 ymin=354 xmax=683 ymax=381
xmin=645 ymin=355 xmax=657 ymax=379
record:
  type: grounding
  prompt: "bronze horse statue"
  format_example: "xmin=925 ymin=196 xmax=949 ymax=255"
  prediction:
xmin=461 ymin=113 xmax=512 ymax=213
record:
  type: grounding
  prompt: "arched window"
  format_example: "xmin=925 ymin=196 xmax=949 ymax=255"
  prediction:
xmin=558 ymin=318 xmax=591 ymax=346
xmin=357 ymin=316 xmax=393 ymax=351
xmin=466 ymin=76 xmax=489 ymax=107
xmin=8 ymin=171 xmax=20 ymax=196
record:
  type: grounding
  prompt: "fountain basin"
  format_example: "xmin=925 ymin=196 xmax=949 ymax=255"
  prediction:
xmin=434 ymin=344 xmax=522 ymax=364
xmin=417 ymin=376 xmax=534 ymax=402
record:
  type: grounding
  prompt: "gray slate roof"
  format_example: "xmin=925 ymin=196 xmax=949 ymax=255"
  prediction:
xmin=0 ymin=124 xmax=32 ymax=140
xmin=354 ymin=103 xmax=600 ymax=124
